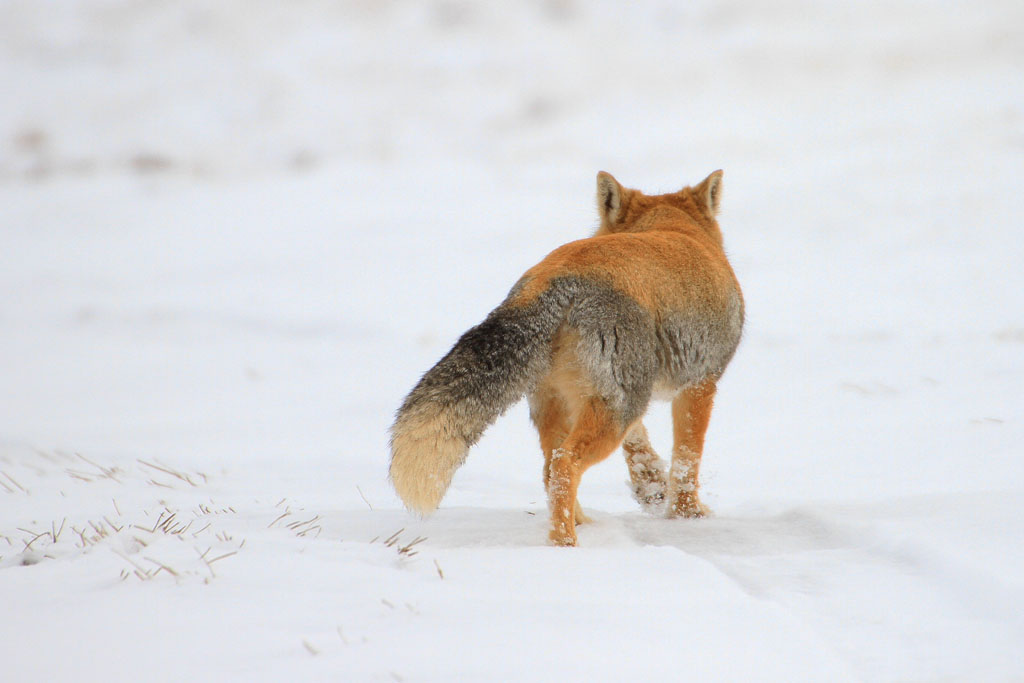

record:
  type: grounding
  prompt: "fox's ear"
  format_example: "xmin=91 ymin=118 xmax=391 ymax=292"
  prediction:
xmin=596 ymin=171 xmax=625 ymax=224
xmin=693 ymin=170 xmax=724 ymax=215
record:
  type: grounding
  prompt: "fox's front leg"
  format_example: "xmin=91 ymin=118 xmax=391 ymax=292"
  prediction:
xmin=667 ymin=382 xmax=716 ymax=518
xmin=622 ymin=422 xmax=667 ymax=513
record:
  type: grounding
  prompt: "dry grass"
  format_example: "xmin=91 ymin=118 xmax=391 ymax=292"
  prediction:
xmin=356 ymin=485 xmax=374 ymax=510
xmin=1 ymin=449 xmax=372 ymax=586
xmin=373 ymin=529 xmax=428 ymax=558
xmin=138 ymin=459 xmax=208 ymax=488
xmin=267 ymin=504 xmax=323 ymax=538
xmin=133 ymin=510 xmax=194 ymax=536
xmin=195 ymin=546 xmax=239 ymax=579
xmin=2 ymin=471 xmax=27 ymax=493
xmin=9 ymin=500 xmax=246 ymax=581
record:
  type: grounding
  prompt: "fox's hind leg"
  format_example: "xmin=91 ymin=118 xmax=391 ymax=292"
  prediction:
xmin=623 ymin=422 xmax=667 ymax=513
xmin=530 ymin=390 xmax=591 ymax=524
xmin=546 ymin=399 xmax=624 ymax=546
xmin=667 ymin=381 xmax=717 ymax=518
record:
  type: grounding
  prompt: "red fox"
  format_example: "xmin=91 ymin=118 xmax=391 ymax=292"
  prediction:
xmin=389 ymin=171 xmax=744 ymax=546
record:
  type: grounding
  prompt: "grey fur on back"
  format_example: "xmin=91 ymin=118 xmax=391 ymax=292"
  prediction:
xmin=395 ymin=276 xmax=658 ymax=443
xmin=388 ymin=274 xmax=743 ymax=512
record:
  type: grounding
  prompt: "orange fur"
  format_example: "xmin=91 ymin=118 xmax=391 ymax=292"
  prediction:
xmin=545 ymin=398 xmax=629 ymax=546
xmin=391 ymin=171 xmax=743 ymax=546
xmin=511 ymin=175 xmax=737 ymax=317
xmin=530 ymin=328 xmax=601 ymax=527
xmin=622 ymin=422 xmax=667 ymax=511
xmin=527 ymin=171 xmax=741 ymax=544
xmin=667 ymin=381 xmax=716 ymax=517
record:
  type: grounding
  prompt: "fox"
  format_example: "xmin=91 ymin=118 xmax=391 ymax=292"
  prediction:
xmin=389 ymin=171 xmax=744 ymax=546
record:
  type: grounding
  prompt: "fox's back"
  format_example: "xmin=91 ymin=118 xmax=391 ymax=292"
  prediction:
xmin=389 ymin=171 xmax=744 ymax=534
xmin=508 ymin=229 xmax=744 ymax=402
xmin=513 ymin=230 xmax=740 ymax=319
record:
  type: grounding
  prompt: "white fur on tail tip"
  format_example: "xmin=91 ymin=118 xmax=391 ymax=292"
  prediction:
xmin=388 ymin=411 xmax=467 ymax=514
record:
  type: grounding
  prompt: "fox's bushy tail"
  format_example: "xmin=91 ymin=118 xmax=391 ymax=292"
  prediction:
xmin=389 ymin=289 xmax=565 ymax=514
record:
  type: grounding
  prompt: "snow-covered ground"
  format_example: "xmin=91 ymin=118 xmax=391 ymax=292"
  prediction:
xmin=2 ymin=1 xmax=1023 ymax=680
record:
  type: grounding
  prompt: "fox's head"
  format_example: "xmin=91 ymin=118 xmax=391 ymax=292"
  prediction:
xmin=594 ymin=170 xmax=724 ymax=245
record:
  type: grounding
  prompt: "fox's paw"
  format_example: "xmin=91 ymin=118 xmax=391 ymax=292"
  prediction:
xmin=667 ymin=495 xmax=711 ymax=519
xmin=549 ymin=522 xmax=578 ymax=547
xmin=630 ymin=481 xmax=666 ymax=515
xmin=626 ymin=453 xmax=668 ymax=514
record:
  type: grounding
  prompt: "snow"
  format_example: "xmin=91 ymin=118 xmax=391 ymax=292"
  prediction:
xmin=2 ymin=0 xmax=1023 ymax=680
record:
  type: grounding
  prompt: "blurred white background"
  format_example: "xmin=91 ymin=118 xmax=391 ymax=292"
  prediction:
xmin=1 ymin=1 xmax=1022 ymax=680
